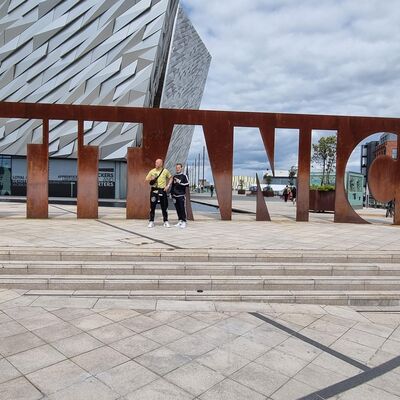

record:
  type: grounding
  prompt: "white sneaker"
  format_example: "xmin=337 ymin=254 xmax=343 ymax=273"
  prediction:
xmin=180 ymin=221 xmax=187 ymax=228
xmin=163 ymin=221 xmax=170 ymax=228
xmin=174 ymin=221 xmax=182 ymax=227
xmin=147 ymin=221 xmax=154 ymax=228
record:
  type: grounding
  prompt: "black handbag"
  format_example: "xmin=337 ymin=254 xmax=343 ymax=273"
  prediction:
xmin=149 ymin=168 xmax=164 ymax=186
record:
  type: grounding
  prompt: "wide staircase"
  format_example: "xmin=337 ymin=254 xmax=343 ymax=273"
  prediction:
xmin=1 ymin=248 xmax=400 ymax=306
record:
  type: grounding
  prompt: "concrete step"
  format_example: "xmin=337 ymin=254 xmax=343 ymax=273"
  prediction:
xmin=1 ymin=261 xmax=400 ymax=276
xmin=22 ymin=289 xmax=400 ymax=306
xmin=0 ymin=247 xmax=399 ymax=263
xmin=3 ymin=274 xmax=400 ymax=291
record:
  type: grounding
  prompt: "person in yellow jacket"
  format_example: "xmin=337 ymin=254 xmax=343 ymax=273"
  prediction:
xmin=145 ymin=158 xmax=173 ymax=228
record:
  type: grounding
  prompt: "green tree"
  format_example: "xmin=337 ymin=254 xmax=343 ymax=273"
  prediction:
xmin=263 ymin=171 xmax=272 ymax=185
xmin=288 ymin=165 xmax=297 ymax=185
xmin=312 ymin=135 xmax=337 ymax=185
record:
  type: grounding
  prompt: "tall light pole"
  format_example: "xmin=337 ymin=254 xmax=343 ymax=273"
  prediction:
xmin=198 ymin=153 xmax=201 ymax=190
xmin=202 ymin=145 xmax=205 ymax=188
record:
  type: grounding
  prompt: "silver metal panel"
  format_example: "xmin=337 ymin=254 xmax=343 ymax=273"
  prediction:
xmin=0 ymin=0 xmax=210 ymax=169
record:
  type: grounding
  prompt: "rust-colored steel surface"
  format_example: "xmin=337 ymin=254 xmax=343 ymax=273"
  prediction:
xmin=368 ymin=156 xmax=396 ymax=203
xmin=202 ymin=118 xmax=234 ymax=220
xmin=77 ymin=120 xmax=99 ymax=219
xmin=185 ymin=186 xmax=194 ymax=221
xmin=255 ymin=174 xmax=271 ymax=221
xmin=126 ymin=117 xmax=174 ymax=219
xmin=297 ymin=127 xmax=312 ymax=222
xmin=1 ymin=101 xmax=400 ymax=224
xmin=309 ymin=190 xmax=336 ymax=212
xmin=27 ymin=118 xmax=48 ymax=218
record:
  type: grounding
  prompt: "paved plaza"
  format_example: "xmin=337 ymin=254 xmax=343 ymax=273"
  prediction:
xmin=0 ymin=198 xmax=399 ymax=399
xmin=1 ymin=289 xmax=400 ymax=400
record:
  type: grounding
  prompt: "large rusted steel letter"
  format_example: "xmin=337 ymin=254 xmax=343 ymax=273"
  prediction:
xmin=27 ymin=118 xmax=49 ymax=219
xmin=334 ymin=119 xmax=367 ymax=224
xmin=259 ymin=125 xmax=275 ymax=174
xmin=126 ymin=115 xmax=174 ymax=219
xmin=296 ymin=127 xmax=312 ymax=222
xmin=256 ymin=173 xmax=271 ymax=221
xmin=203 ymin=118 xmax=233 ymax=220
xmin=77 ymin=119 xmax=99 ymax=219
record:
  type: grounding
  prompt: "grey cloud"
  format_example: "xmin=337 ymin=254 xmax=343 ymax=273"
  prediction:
xmin=183 ymin=0 xmax=399 ymax=180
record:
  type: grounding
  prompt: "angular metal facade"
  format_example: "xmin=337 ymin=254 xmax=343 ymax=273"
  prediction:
xmin=0 ymin=0 xmax=211 ymax=164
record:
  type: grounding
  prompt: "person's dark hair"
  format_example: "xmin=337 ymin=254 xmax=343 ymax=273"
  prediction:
xmin=176 ymin=163 xmax=183 ymax=168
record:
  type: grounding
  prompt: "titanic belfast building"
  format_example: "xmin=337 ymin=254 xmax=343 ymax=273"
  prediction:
xmin=0 ymin=0 xmax=211 ymax=198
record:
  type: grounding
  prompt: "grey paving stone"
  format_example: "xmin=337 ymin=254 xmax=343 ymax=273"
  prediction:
xmin=7 ymin=344 xmax=66 ymax=374
xmin=200 ymin=378 xmax=265 ymax=400
xmin=165 ymin=361 xmax=224 ymax=397
xmin=192 ymin=325 xmax=238 ymax=347
xmin=342 ymin=328 xmax=387 ymax=349
xmin=3 ymin=306 xmax=48 ymax=321
xmin=337 ymin=383 xmax=400 ymax=399
xmin=110 ymin=334 xmax=160 ymax=358
xmin=157 ymin=300 xmax=215 ymax=312
xmin=0 ymin=331 xmax=44 ymax=357
xmin=18 ymin=312 xmax=62 ymax=331
xmin=214 ymin=316 xmax=257 ymax=335
xmin=98 ymin=308 xmax=140 ymax=322
xmin=275 ymin=337 xmax=322 ymax=362
xmin=94 ymin=298 xmax=156 ymax=310
xmin=97 ymin=361 xmax=158 ymax=396
xmin=52 ymin=332 xmax=103 ymax=358
xmin=27 ymin=360 xmax=91 ymax=395
xmin=32 ymin=321 xmax=82 ymax=342
xmin=136 ymin=346 xmax=191 ymax=375
xmin=369 ymin=371 xmax=400 ymax=397
xmin=270 ymin=377 xmax=318 ymax=400
xmin=0 ymin=358 xmax=21 ymax=384
xmin=47 ymin=377 xmax=119 ymax=400
xmin=120 ymin=315 xmax=162 ymax=333
xmin=0 ymin=376 xmax=42 ymax=400
xmin=168 ymin=315 xmax=209 ymax=334
xmin=381 ymin=338 xmax=400 ymax=356
xmin=70 ymin=314 xmax=113 ymax=331
xmin=88 ymin=323 xmax=135 ymax=344
xmin=294 ymin=363 xmax=348 ymax=390
xmin=125 ymin=378 xmax=193 ymax=400
xmin=167 ymin=334 xmax=216 ymax=358
xmin=330 ymin=338 xmax=377 ymax=363
xmin=311 ymin=352 xmax=362 ymax=376
xmin=197 ymin=348 xmax=250 ymax=376
xmin=141 ymin=324 xmax=186 ymax=344
xmin=255 ymin=348 xmax=309 ymax=377
xmin=231 ymin=362 xmax=289 ymax=397
xmin=220 ymin=336 xmax=270 ymax=361
xmin=51 ymin=307 xmax=95 ymax=321
xmin=242 ymin=327 xmax=288 ymax=349
xmin=190 ymin=311 xmax=229 ymax=324
xmin=0 ymin=320 xmax=27 ymax=338
xmin=71 ymin=346 xmax=130 ymax=375
xmin=145 ymin=310 xmax=185 ymax=324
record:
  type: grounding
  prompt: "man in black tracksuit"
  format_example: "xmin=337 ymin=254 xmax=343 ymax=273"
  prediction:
xmin=171 ymin=163 xmax=189 ymax=228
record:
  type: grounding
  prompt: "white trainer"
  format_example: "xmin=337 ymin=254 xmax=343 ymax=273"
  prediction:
xmin=147 ymin=221 xmax=154 ymax=228
xmin=174 ymin=221 xmax=182 ymax=227
xmin=163 ymin=221 xmax=170 ymax=228
xmin=180 ymin=221 xmax=187 ymax=228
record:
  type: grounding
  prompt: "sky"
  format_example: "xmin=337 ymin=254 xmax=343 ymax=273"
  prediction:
xmin=181 ymin=0 xmax=400 ymax=183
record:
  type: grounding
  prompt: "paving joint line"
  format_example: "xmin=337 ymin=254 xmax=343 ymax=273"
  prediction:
xmin=297 ymin=354 xmax=400 ymax=399
xmin=250 ymin=312 xmax=370 ymax=372
xmin=95 ymin=220 xmax=182 ymax=250
xmin=50 ymin=205 xmax=181 ymax=249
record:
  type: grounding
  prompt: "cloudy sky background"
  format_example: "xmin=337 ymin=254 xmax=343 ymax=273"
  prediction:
xmin=181 ymin=0 xmax=400 ymax=183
